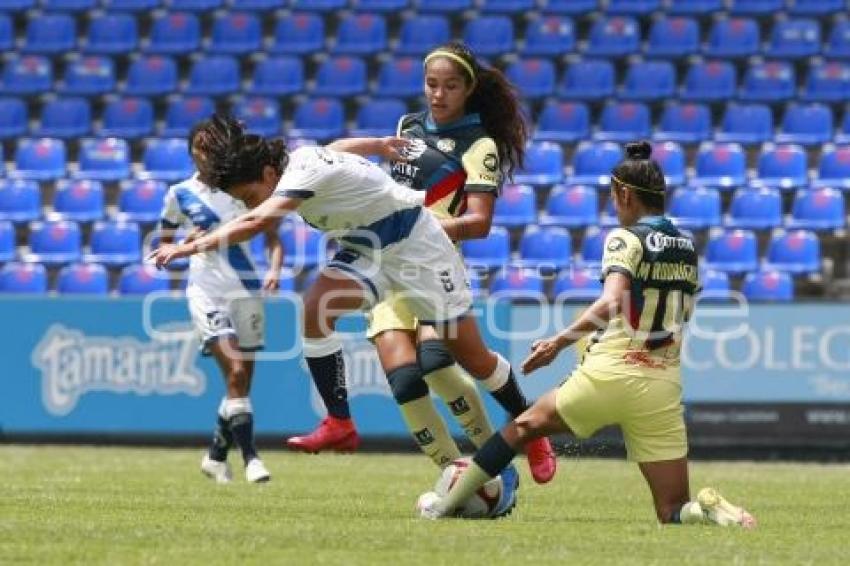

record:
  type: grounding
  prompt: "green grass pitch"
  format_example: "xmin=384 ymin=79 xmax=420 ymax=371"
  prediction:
xmin=1 ymin=446 xmax=848 ymax=565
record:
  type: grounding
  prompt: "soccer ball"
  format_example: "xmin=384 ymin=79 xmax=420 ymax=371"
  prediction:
xmin=434 ymin=457 xmax=504 ymax=519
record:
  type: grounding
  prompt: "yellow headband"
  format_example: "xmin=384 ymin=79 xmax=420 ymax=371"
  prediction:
xmin=612 ymin=175 xmax=663 ymax=195
xmin=424 ymin=50 xmax=476 ymax=85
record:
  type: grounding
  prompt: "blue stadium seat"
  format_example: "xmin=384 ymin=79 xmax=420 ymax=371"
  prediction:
xmin=185 ymin=56 xmax=240 ymax=97
xmin=522 ymin=16 xmax=575 ymax=56
xmin=100 ymin=98 xmax=154 ymax=139
xmin=290 ymin=0 xmax=345 ymax=9
xmin=514 ymin=141 xmax=564 ymax=186
xmin=0 ymin=14 xmax=11 ymax=51
xmin=669 ymin=187 xmax=721 ymax=230
xmin=314 ymin=56 xmax=367 ymax=97
xmin=620 ymin=61 xmax=676 ymax=101
xmin=742 ymin=270 xmax=793 ymax=302
xmin=570 ymin=141 xmax=622 ymax=186
xmin=234 ymin=97 xmax=282 ymax=137
xmin=279 ymin=220 xmax=326 ymax=269
xmin=540 ymin=184 xmax=598 ymax=227
xmin=655 ymin=103 xmax=711 ymax=143
xmin=290 ymin=98 xmax=345 ymax=142
xmin=85 ymin=221 xmax=141 ymax=267
xmin=557 ymin=59 xmax=615 ymax=100
xmin=25 ymin=220 xmax=82 ymax=265
xmin=692 ymin=143 xmax=747 ymax=189
xmin=534 ymin=101 xmax=589 ymax=143
xmin=0 ymin=0 xmax=34 ymax=9
xmin=375 ymin=57 xmax=424 ymax=98
xmin=57 ymin=263 xmax=109 ymax=295
xmin=168 ymin=0 xmax=223 ymax=9
xmin=652 ymin=142 xmax=686 ymax=186
xmin=680 ymin=61 xmax=736 ymax=102
xmin=162 ymin=97 xmax=215 ymax=137
xmin=754 ymin=144 xmax=808 ymax=190
xmin=147 ymin=12 xmax=201 ymax=54
xmin=103 ymin=0 xmax=161 ymax=10
xmin=598 ymin=196 xmax=618 ymax=226
xmin=801 ymin=62 xmax=850 ymax=102
xmin=704 ymin=18 xmax=759 ymax=58
xmin=813 ymin=145 xmax=850 ymax=190
xmin=788 ymin=0 xmax=844 ymax=15
xmin=0 ymin=179 xmax=40 ymax=223
xmin=506 ymin=59 xmax=556 ymax=99
xmin=699 ymin=269 xmax=731 ymax=301
xmin=586 ymin=16 xmax=640 ymax=57
xmin=740 ymin=61 xmax=796 ymax=102
xmin=464 ymin=16 xmax=514 ymax=56
xmin=117 ymin=180 xmax=167 ymax=224
xmin=787 ymin=188 xmax=846 ymax=231
xmin=765 ymin=230 xmax=820 ymax=274
xmin=209 ymin=12 xmax=261 ymax=54
xmin=350 ymin=98 xmax=407 ymax=138
xmin=0 ymin=98 xmax=28 ymax=139
xmin=85 ymin=13 xmax=138 ymax=54
xmin=607 ymin=0 xmax=660 ymax=14
xmin=838 ymin=112 xmax=850 ymax=144
xmin=646 ymin=17 xmax=699 ymax=58
xmin=776 ymin=103 xmax=834 ymax=146
xmin=493 ymin=184 xmax=536 ymax=227
xmin=251 ymin=56 xmax=303 ymax=96
xmin=140 ymin=138 xmax=193 ymax=182
xmin=553 ymin=268 xmax=602 ymax=301
xmin=397 ymin=15 xmax=449 ymax=56
xmin=333 ymin=13 xmax=387 ymax=55
xmin=715 ymin=103 xmax=773 ymax=145
xmin=61 ymin=56 xmax=114 ymax=96
xmin=0 ymin=221 xmax=14 ymax=263
xmin=124 ymin=56 xmax=177 ymax=96
xmin=726 ymin=187 xmax=783 ymax=230
xmin=414 ymin=0 xmax=471 ymax=11
xmin=766 ymin=18 xmax=821 ymax=59
xmin=14 ymin=138 xmax=66 ymax=180
xmin=490 ymin=265 xmax=545 ymax=302
xmin=0 ymin=263 xmax=47 ymax=294
xmin=461 ymin=226 xmax=510 ymax=271
xmin=518 ymin=225 xmax=572 ymax=272
xmin=728 ymin=0 xmax=784 ymax=15
xmin=119 ymin=264 xmax=170 ymax=295
xmin=38 ymin=97 xmax=91 ymax=139
xmin=230 ymin=0 xmax=281 ymax=8
xmin=2 ymin=56 xmax=53 ymax=94
xmin=480 ymin=0 xmax=535 ymax=12
xmin=249 ymin=233 xmax=269 ymax=268
xmin=22 ymin=14 xmax=75 ymax=54
xmin=271 ymin=13 xmax=324 ymax=54
xmin=51 ymin=180 xmax=105 ymax=223
xmin=76 ymin=138 xmax=131 ymax=181
xmin=825 ymin=20 xmax=850 ymax=59
xmin=595 ymin=102 xmax=651 ymax=142
xmin=668 ymin=0 xmax=722 ymax=14
xmin=352 ymin=0 xmax=408 ymax=11
xmin=540 ymin=0 xmax=596 ymax=13
xmin=578 ymin=228 xmax=608 ymax=270
xmin=704 ymin=229 xmax=758 ymax=273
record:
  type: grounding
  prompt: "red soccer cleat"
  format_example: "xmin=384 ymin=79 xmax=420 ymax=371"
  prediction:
xmin=525 ymin=436 xmax=557 ymax=484
xmin=286 ymin=416 xmax=360 ymax=454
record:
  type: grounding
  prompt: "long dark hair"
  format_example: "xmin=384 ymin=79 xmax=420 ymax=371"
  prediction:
xmin=425 ymin=42 xmax=527 ymax=178
xmin=611 ymin=141 xmax=666 ymax=212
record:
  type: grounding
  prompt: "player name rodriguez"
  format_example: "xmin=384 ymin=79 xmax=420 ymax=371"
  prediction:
xmin=32 ymin=324 xmax=205 ymax=416
xmin=636 ymin=261 xmax=699 ymax=284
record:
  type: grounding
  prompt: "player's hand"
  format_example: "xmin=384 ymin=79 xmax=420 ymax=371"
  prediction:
xmin=147 ymin=242 xmax=192 ymax=269
xmin=521 ymin=338 xmax=562 ymax=375
xmin=378 ymin=136 xmax=412 ymax=161
xmin=262 ymin=270 xmax=280 ymax=292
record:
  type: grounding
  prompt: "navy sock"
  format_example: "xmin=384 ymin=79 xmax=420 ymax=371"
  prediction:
xmin=306 ymin=350 xmax=350 ymax=419
xmin=208 ymin=415 xmax=233 ymax=462
xmin=490 ymin=370 xmax=530 ymax=418
xmin=228 ymin=412 xmax=258 ymax=464
xmin=472 ymin=432 xmax=518 ymax=477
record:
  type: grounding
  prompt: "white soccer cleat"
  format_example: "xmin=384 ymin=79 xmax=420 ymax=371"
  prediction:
xmin=201 ymin=454 xmax=232 ymax=484
xmin=245 ymin=458 xmax=271 ymax=483
xmin=416 ymin=491 xmax=448 ymax=520
xmin=697 ymin=487 xmax=757 ymax=529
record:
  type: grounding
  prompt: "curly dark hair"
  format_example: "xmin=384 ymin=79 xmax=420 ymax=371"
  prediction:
xmin=611 ymin=141 xmax=666 ymax=212
xmin=426 ymin=42 xmax=527 ymax=178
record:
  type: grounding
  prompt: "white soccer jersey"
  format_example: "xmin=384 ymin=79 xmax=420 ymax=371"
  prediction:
xmin=160 ymin=174 xmax=261 ymax=299
xmin=273 ymin=146 xmax=424 ymax=249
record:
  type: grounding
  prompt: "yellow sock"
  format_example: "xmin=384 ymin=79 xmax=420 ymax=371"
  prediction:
xmin=424 ymin=363 xmax=495 ymax=449
xmin=398 ymin=396 xmax=461 ymax=469
xmin=438 ymin=460 xmax=491 ymax=515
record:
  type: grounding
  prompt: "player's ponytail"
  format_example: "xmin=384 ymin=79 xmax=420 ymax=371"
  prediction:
xmin=265 ymin=138 xmax=289 ymax=175
xmin=611 ymin=141 xmax=666 ymax=212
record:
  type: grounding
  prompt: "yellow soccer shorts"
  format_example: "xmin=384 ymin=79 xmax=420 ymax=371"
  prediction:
xmin=365 ymin=291 xmax=419 ymax=340
xmin=554 ymin=368 xmax=687 ymax=463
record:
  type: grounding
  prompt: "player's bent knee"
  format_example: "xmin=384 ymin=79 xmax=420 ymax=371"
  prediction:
xmin=417 ymin=340 xmax=455 ymax=375
xmin=386 ymin=363 xmax=429 ymax=405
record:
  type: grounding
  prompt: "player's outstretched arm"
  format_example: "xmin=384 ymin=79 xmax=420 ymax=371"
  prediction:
xmin=326 ymin=137 xmax=410 ymax=161
xmin=149 ymin=195 xmax=301 ymax=269
xmin=262 ymin=218 xmax=284 ymax=291
xmin=522 ymin=272 xmax=631 ymax=374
